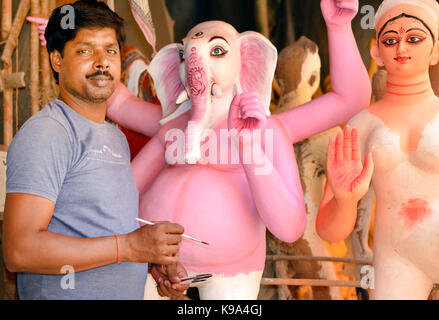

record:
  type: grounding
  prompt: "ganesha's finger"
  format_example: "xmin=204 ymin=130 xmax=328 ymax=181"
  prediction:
xmin=239 ymin=100 xmax=263 ymax=109
xmin=238 ymin=97 xmax=265 ymax=110
xmin=242 ymin=113 xmax=267 ymax=130
xmin=228 ymin=95 xmax=242 ymax=122
xmin=335 ymin=0 xmax=358 ymax=11
xmin=335 ymin=131 xmax=344 ymax=162
xmin=351 ymin=128 xmax=361 ymax=161
xmin=343 ymin=126 xmax=352 ymax=161
xmin=238 ymin=92 xmax=262 ymax=101
xmin=38 ymin=28 xmax=47 ymax=36
xmin=241 ymin=106 xmax=266 ymax=119
xmin=242 ymin=114 xmax=265 ymax=128
xmin=245 ymin=118 xmax=265 ymax=130
xmin=26 ymin=16 xmax=49 ymax=25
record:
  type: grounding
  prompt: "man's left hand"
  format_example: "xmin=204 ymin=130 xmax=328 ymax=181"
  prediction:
xmin=151 ymin=262 xmax=190 ymax=298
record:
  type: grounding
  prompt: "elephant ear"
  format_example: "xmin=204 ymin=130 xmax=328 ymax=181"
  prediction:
xmin=238 ymin=32 xmax=278 ymax=116
xmin=147 ymin=44 xmax=188 ymax=124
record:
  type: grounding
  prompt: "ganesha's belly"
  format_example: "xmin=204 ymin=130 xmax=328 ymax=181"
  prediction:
xmin=139 ymin=165 xmax=266 ymax=274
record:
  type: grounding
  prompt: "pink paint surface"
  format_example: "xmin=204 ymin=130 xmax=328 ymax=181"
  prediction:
xmin=399 ymin=199 xmax=433 ymax=228
xmin=107 ymin=14 xmax=372 ymax=276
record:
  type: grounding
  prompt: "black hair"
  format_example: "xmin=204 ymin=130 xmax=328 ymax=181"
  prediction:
xmin=377 ymin=13 xmax=435 ymax=44
xmin=45 ymin=0 xmax=126 ymax=83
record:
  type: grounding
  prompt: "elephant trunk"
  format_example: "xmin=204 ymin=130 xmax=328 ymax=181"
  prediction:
xmin=185 ymin=47 xmax=212 ymax=164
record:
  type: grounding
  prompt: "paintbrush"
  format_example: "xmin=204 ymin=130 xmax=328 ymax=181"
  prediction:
xmin=136 ymin=218 xmax=210 ymax=246
xmin=179 ymin=273 xmax=213 ymax=285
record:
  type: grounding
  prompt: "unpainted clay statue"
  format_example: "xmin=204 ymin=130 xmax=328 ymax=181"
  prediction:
xmin=317 ymin=0 xmax=439 ymax=300
xmin=262 ymin=36 xmax=342 ymax=300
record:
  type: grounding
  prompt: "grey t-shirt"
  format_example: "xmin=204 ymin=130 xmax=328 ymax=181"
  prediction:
xmin=6 ymin=99 xmax=147 ymax=300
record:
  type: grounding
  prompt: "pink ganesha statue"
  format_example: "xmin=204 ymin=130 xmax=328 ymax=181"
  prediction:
xmin=105 ymin=0 xmax=371 ymax=299
xmin=27 ymin=0 xmax=371 ymax=299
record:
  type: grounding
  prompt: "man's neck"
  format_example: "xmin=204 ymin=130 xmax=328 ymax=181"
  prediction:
xmin=58 ymin=89 xmax=107 ymax=124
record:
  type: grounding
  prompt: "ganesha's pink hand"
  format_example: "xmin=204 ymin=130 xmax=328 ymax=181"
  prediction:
xmin=27 ymin=16 xmax=49 ymax=46
xmin=327 ymin=126 xmax=374 ymax=204
xmin=228 ymin=92 xmax=267 ymax=136
xmin=321 ymin=0 xmax=359 ymax=28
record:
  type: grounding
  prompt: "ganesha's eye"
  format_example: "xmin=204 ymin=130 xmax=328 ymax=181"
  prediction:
xmin=179 ymin=50 xmax=185 ymax=61
xmin=211 ymin=46 xmax=227 ymax=57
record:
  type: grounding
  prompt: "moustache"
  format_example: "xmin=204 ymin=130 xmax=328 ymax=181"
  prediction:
xmin=86 ymin=71 xmax=114 ymax=80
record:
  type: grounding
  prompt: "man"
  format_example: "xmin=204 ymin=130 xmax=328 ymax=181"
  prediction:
xmin=2 ymin=0 xmax=188 ymax=300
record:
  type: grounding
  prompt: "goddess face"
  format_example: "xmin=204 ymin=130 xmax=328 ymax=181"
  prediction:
xmin=373 ymin=16 xmax=438 ymax=78
xmin=371 ymin=2 xmax=439 ymax=80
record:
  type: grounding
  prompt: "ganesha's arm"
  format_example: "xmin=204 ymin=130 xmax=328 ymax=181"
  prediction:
xmin=242 ymin=121 xmax=306 ymax=243
xmin=106 ymin=83 xmax=163 ymax=138
xmin=130 ymin=134 xmax=166 ymax=194
xmin=274 ymin=21 xmax=371 ymax=144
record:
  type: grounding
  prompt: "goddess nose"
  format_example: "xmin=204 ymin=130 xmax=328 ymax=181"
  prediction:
xmin=397 ymin=41 xmax=408 ymax=55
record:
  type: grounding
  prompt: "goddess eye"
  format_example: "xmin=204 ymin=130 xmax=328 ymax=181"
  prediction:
xmin=382 ymin=38 xmax=398 ymax=46
xmin=408 ymin=36 xmax=424 ymax=44
xmin=211 ymin=46 xmax=227 ymax=57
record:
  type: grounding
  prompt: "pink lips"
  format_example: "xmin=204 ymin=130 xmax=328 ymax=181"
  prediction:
xmin=394 ymin=56 xmax=411 ymax=63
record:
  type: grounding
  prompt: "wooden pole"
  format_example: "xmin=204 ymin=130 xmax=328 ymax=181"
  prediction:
xmin=40 ymin=0 xmax=52 ymax=106
xmin=1 ymin=0 xmax=16 ymax=300
xmin=49 ymin=0 xmax=56 ymax=11
xmin=1 ymin=0 xmax=12 ymax=41
xmin=0 ymin=0 xmax=30 ymax=69
xmin=266 ymin=255 xmax=372 ymax=266
xmin=0 ymin=72 xmax=26 ymax=91
xmin=1 ymin=0 xmax=13 ymax=147
xmin=261 ymin=278 xmax=363 ymax=288
xmin=30 ymin=0 xmax=41 ymax=115
xmin=255 ymin=0 xmax=270 ymax=39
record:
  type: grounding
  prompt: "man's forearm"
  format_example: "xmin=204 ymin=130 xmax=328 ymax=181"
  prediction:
xmin=4 ymin=231 xmax=131 ymax=274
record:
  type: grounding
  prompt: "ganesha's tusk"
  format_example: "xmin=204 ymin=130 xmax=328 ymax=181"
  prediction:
xmin=176 ymin=89 xmax=190 ymax=105
xmin=211 ymin=83 xmax=223 ymax=98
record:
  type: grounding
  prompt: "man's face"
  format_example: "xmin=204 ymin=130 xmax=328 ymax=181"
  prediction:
xmin=55 ymin=27 xmax=121 ymax=104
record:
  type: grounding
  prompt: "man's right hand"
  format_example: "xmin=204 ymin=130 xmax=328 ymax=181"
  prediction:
xmin=121 ymin=222 xmax=184 ymax=265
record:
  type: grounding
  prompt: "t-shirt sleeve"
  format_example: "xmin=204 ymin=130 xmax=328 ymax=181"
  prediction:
xmin=6 ymin=117 xmax=73 ymax=203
